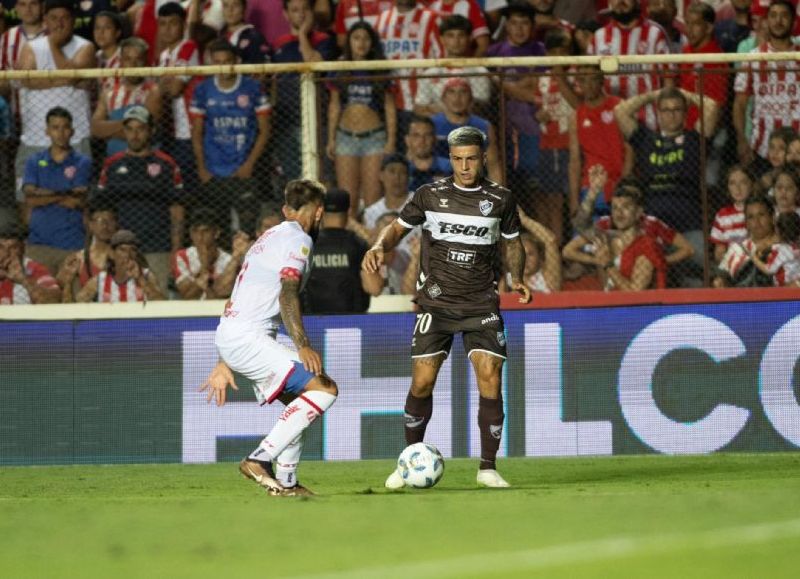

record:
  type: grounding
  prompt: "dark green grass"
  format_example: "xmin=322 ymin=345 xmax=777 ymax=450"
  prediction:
xmin=1 ymin=454 xmax=800 ymax=578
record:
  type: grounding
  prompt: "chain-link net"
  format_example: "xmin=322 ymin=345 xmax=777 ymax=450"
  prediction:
xmin=2 ymin=49 xmax=799 ymax=305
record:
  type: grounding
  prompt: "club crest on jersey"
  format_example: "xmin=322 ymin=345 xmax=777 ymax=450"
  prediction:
xmin=427 ymin=283 xmax=442 ymax=298
xmin=147 ymin=163 xmax=162 ymax=177
xmin=479 ymin=199 xmax=493 ymax=216
xmin=497 ymin=331 xmax=506 ymax=347
xmin=237 ymin=94 xmax=250 ymax=108
xmin=601 ymin=110 xmax=615 ymax=124
xmin=439 ymin=198 xmax=449 ymax=208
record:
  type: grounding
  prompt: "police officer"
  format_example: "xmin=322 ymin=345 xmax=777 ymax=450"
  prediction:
xmin=303 ymin=188 xmax=374 ymax=314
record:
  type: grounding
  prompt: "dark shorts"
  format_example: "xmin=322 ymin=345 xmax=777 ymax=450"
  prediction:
xmin=536 ymin=148 xmax=569 ymax=195
xmin=411 ymin=307 xmax=507 ymax=360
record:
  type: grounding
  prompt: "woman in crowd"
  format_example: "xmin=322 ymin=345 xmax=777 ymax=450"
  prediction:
xmin=772 ymin=164 xmax=800 ymax=217
xmin=94 ymin=10 xmax=125 ymax=89
xmin=72 ymin=230 xmax=164 ymax=303
xmin=326 ymin=22 xmax=396 ymax=216
xmin=715 ymin=195 xmax=781 ymax=288
xmin=710 ymin=164 xmax=754 ymax=264
xmin=58 ymin=202 xmax=119 ymax=300
xmin=563 ymin=182 xmax=667 ymax=291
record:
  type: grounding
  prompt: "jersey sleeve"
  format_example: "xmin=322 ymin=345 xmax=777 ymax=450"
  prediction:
xmin=500 ymin=193 xmax=521 ymax=239
xmin=398 ymin=188 xmax=426 ymax=229
xmin=278 ymin=232 xmax=313 ymax=279
xmin=22 ymin=155 xmax=39 ymax=188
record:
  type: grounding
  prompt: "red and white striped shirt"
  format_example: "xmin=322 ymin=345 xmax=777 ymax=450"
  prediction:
xmin=172 ymin=246 xmax=232 ymax=285
xmin=426 ymin=0 xmax=489 ymax=39
xmin=96 ymin=271 xmax=145 ymax=303
xmin=104 ymin=79 xmax=158 ymax=114
xmin=733 ymin=42 xmax=800 ymax=160
xmin=596 ymin=214 xmax=677 ymax=248
xmin=534 ymin=73 xmax=573 ymax=150
xmin=375 ymin=6 xmax=444 ymax=111
xmin=97 ymin=47 xmax=121 ymax=91
xmin=334 ymin=0 xmax=394 ymax=36
xmin=709 ymin=204 xmax=746 ymax=247
xmin=0 ymin=25 xmax=46 ymax=114
xmin=0 ymin=258 xmax=58 ymax=305
xmin=158 ymin=39 xmax=201 ymax=139
xmin=588 ymin=18 xmax=670 ymax=130
xmin=765 ymin=243 xmax=800 ymax=286
xmin=0 ymin=25 xmax=46 ymax=71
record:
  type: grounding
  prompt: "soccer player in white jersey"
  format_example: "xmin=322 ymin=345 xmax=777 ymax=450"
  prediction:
xmin=364 ymin=126 xmax=531 ymax=489
xmin=201 ymin=180 xmax=338 ymax=497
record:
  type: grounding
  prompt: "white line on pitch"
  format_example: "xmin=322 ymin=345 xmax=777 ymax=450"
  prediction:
xmin=290 ymin=518 xmax=800 ymax=579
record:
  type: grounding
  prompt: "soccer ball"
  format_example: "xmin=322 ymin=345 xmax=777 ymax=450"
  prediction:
xmin=397 ymin=443 xmax=445 ymax=488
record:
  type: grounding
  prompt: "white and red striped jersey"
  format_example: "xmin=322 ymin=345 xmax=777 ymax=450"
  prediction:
xmin=158 ymin=39 xmax=201 ymax=139
xmin=709 ymin=204 xmax=746 ymax=247
xmin=426 ymin=0 xmax=489 ymax=39
xmin=375 ymin=6 xmax=444 ymax=111
xmin=0 ymin=25 xmax=45 ymax=71
xmin=588 ymin=18 xmax=670 ymax=130
xmin=596 ymin=214 xmax=677 ymax=248
xmin=765 ymin=242 xmax=800 ymax=286
xmin=172 ymin=246 xmax=232 ymax=285
xmin=334 ymin=0 xmax=394 ymax=36
xmin=0 ymin=258 xmax=57 ymax=305
xmin=219 ymin=220 xmax=313 ymax=334
xmin=733 ymin=42 xmax=800 ymax=160
xmin=0 ymin=25 xmax=46 ymax=114
xmin=103 ymin=79 xmax=158 ymax=114
xmin=96 ymin=271 xmax=146 ymax=303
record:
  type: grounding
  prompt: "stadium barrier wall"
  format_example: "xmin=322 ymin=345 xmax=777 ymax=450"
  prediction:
xmin=2 ymin=292 xmax=798 ymax=466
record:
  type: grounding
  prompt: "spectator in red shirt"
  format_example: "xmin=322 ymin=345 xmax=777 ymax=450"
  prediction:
xmin=563 ymin=180 xmax=668 ymax=290
xmin=680 ymin=1 xmax=728 ymax=130
xmin=565 ymin=65 xmax=633 ymax=221
xmin=0 ymin=223 xmax=61 ymax=304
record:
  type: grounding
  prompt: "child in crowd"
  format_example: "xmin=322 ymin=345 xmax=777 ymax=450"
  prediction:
xmin=760 ymin=126 xmax=796 ymax=192
xmin=710 ymin=164 xmax=754 ymax=264
xmin=772 ymin=164 xmax=800 ymax=218
xmin=751 ymin=211 xmax=800 ymax=287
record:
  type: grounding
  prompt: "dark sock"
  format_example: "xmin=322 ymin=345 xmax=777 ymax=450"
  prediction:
xmin=404 ymin=392 xmax=433 ymax=444
xmin=478 ymin=396 xmax=504 ymax=471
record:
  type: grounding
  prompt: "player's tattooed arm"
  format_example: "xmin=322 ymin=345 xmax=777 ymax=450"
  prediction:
xmin=280 ymin=275 xmax=324 ymax=374
xmin=279 ymin=277 xmax=310 ymax=349
xmin=502 ymin=236 xmax=532 ymax=304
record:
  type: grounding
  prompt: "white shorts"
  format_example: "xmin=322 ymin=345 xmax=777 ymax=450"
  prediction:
xmin=215 ymin=323 xmax=299 ymax=405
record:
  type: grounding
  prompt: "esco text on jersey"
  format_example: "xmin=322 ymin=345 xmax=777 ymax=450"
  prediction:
xmin=438 ymin=222 xmax=489 ymax=237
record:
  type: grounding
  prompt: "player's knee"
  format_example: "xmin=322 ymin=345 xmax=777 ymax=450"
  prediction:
xmin=410 ymin=381 xmax=435 ymax=398
xmin=306 ymin=374 xmax=338 ymax=397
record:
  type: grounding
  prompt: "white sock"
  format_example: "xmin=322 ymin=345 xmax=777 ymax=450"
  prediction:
xmin=275 ymin=435 xmax=303 ymax=487
xmin=248 ymin=391 xmax=336 ymax=465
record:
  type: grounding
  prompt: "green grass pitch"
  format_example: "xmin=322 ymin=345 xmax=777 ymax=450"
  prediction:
xmin=1 ymin=454 xmax=799 ymax=578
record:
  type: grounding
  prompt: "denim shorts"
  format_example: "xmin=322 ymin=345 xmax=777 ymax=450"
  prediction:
xmin=335 ymin=127 xmax=386 ymax=157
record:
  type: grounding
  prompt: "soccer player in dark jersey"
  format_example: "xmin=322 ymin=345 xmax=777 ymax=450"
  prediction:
xmin=363 ymin=126 xmax=531 ymax=489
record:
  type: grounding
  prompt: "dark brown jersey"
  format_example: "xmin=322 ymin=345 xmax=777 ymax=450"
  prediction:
xmin=398 ymin=176 xmax=520 ymax=314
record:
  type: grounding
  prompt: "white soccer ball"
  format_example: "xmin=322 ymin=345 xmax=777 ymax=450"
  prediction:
xmin=397 ymin=443 xmax=445 ymax=488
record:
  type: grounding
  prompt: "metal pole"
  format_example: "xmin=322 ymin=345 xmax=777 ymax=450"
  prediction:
xmin=300 ymin=71 xmax=319 ymax=180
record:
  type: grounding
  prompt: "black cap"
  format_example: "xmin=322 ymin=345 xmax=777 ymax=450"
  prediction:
xmin=110 ymin=229 xmax=140 ymax=248
xmin=324 ymin=188 xmax=350 ymax=213
xmin=381 ymin=153 xmax=407 ymax=170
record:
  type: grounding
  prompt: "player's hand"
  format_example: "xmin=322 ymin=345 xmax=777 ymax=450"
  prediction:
xmin=362 ymin=246 xmax=384 ymax=273
xmin=199 ymin=361 xmax=239 ymax=406
xmin=298 ymin=346 xmax=323 ymax=375
xmin=510 ymin=280 xmax=531 ymax=304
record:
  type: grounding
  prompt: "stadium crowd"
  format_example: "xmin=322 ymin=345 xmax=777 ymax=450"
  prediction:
xmin=0 ymin=0 xmax=799 ymax=307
